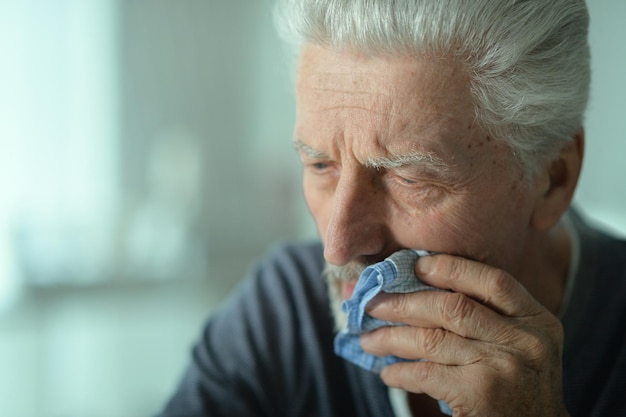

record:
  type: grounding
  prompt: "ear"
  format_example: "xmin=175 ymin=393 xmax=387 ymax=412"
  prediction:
xmin=531 ymin=131 xmax=584 ymax=231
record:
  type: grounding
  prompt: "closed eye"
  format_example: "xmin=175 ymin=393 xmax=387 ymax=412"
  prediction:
xmin=399 ymin=176 xmax=417 ymax=185
xmin=386 ymin=171 xmax=444 ymax=193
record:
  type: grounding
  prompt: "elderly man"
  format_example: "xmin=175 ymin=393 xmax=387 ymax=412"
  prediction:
xmin=158 ymin=1 xmax=626 ymax=416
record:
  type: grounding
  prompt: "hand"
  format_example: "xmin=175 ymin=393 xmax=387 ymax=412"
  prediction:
xmin=360 ymin=254 xmax=569 ymax=417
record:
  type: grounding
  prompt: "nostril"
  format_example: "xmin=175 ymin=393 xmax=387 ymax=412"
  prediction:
xmin=362 ymin=254 xmax=388 ymax=266
xmin=323 ymin=223 xmax=390 ymax=267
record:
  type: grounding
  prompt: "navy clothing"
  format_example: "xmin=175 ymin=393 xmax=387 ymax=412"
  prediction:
xmin=158 ymin=212 xmax=626 ymax=416
xmin=561 ymin=213 xmax=626 ymax=416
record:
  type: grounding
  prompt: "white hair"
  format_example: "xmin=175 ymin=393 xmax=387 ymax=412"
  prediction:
xmin=274 ymin=0 xmax=591 ymax=178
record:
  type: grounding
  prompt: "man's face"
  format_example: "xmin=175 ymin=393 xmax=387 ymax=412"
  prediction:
xmin=294 ymin=45 xmax=544 ymax=306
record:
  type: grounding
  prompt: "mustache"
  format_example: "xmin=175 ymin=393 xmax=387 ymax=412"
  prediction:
xmin=323 ymin=260 xmax=369 ymax=283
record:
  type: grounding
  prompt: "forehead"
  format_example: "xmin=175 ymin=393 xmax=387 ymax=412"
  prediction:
xmin=297 ymin=44 xmax=468 ymax=91
xmin=295 ymin=44 xmax=484 ymax=163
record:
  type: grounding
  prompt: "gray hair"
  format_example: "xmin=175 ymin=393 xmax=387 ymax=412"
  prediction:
xmin=275 ymin=0 xmax=591 ymax=178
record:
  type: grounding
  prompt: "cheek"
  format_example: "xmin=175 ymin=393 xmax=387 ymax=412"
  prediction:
xmin=388 ymin=186 xmax=532 ymax=270
xmin=388 ymin=201 xmax=473 ymax=253
xmin=435 ymin=190 xmax=533 ymax=270
xmin=303 ymin=181 xmax=331 ymax=238
xmin=386 ymin=194 xmax=470 ymax=251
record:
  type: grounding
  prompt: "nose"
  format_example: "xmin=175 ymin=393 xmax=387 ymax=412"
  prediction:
xmin=323 ymin=167 xmax=388 ymax=266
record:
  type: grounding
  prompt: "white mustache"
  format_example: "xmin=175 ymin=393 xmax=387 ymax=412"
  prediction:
xmin=323 ymin=261 xmax=368 ymax=283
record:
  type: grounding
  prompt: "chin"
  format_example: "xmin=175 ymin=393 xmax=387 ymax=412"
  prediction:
xmin=328 ymin=280 xmax=348 ymax=332
xmin=323 ymin=262 xmax=366 ymax=332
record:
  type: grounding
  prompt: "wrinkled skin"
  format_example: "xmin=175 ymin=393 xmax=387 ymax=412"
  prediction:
xmin=362 ymin=255 xmax=568 ymax=416
xmin=295 ymin=44 xmax=582 ymax=416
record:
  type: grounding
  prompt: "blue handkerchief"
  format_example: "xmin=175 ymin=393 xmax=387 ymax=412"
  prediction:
xmin=333 ymin=249 xmax=452 ymax=416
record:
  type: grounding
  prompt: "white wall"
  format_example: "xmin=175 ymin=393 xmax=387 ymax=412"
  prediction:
xmin=0 ymin=279 xmax=225 ymax=417
xmin=574 ymin=0 xmax=626 ymax=236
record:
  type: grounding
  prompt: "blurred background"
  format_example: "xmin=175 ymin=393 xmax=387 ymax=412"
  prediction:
xmin=0 ymin=1 xmax=623 ymax=416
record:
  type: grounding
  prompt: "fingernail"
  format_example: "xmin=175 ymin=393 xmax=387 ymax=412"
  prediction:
xmin=360 ymin=331 xmax=382 ymax=354
xmin=415 ymin=255 xmax=434 ymax=275
xmin=365 ymin=292 xmax=391 ymax=313
xmin=359 ymin=332 xmax=373 ymax=345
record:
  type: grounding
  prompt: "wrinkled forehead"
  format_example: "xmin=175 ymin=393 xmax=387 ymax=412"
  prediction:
xmin=295 ymin=44 xmax=474 ymax=135
xmin=296 ymin=46 xmax=477 ymax=147
xmin=294 ymin=44 xmax=519 ymax=180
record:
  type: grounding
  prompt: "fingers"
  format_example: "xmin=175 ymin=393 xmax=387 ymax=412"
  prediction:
xmin=379 ymin=361 xmax=463 ymax=406
xmin=378 ymin=352 xmax=568 ymax=417
xmin=367 ymin=290 xmax=511 ymax=342
xmin=361 ymin=254 xmax=568 ymax=417
xmin=379 ymin=360 xmax=507 ymax=415
xmin=415 ymin=254 xmax=545 ymax=317
xmin=360 ymin=325 xmax=485 ymax=366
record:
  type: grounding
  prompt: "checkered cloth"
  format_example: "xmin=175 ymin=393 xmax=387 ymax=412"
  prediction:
xmin=333 ymin=249 xmax=452 ymax=416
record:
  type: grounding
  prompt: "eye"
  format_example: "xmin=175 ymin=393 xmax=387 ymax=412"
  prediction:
xmin=311 ymin=162 xmax=330 ymax=171
xmin=398 ymin=176 xmax=417 ymax=185
xmin=303 ymin=160 xmax=335 ymax=177
xmin=387 ymin=173 xmax=442 ymax=194
xmin=390 ymin=172 xmax=419 ymax=185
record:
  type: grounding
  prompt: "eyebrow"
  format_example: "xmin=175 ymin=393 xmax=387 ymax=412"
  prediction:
xmin=293 ymin=140 xmax=330 ymax=159
xmin=293 ymin=139 xmax=450 ymax=173
xmin=364 ymin=153 xmax=450 ymax=173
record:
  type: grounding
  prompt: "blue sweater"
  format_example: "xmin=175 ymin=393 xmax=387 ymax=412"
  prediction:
xmin=158 ymin=211 xmax=626 ymax=416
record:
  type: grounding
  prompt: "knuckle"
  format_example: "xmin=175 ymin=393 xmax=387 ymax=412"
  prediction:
xmin=498 ymin=329 xmax=559 ymax=370
xmin=496 ymin=317 xmax=563 ymax=368
xmin=415 ymin=359 xmax=436 ymax=381
xmin=522 ymin=331 xmax=550 ymax=364
xmin=421 ymin=327 xmax=447 ymax=357
xmin=525 ymin=318 xmax=564 ymax=365
xmin=510 ymin=330 xmax=549 ymax=369
xmin=441 ymin=292 xmax=473 ymax=328
xmin=442 ymin=255 xmax=465 ymax=284
xmin=547 ymin=316 xmax=565 ymax=344
xmin=492 ymin=352 xmax=522 ymax=379
xmin=389 ymin=294 xmax=410 ymax=318
xmin=486 ymin=269 xmax=515 ymax=301
xmin=497 ymin=324 xmax=546 ymax=362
